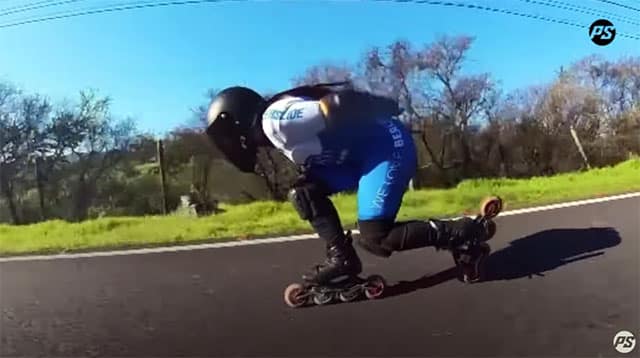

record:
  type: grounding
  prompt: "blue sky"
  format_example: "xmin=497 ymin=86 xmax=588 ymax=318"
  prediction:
xmin=0 ymin=0 xmax=638 ymax=136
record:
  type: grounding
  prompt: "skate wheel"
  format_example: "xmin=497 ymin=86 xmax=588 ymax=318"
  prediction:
xmin=463 ymin=271 xmax=484 ymax=284
xmin=312 ymin=291 xmax=333 ymax=305
xmin=454 ymin=253 xmax=469 ymax=283
xmin=462 ymin=274 xmax=474 ymax=284
xmin=364 ymin=275 xmax=386 ymax=299
xmin=452 ymin=251 xmax=461 ymax=266
xmin=480 ymin=196 xmax=502 ymax=219
xmin=284 ymin=283 xmax=308 ymax=308
xmin=486 ymin=220 xmax=497 ymax=240
xmin=478 ymin=242 xmax=491 ymax=254
xmin=462 ymin=243 xmax=491 ymax=284
xmin=338 ymin=289 xmax=361 ymax=303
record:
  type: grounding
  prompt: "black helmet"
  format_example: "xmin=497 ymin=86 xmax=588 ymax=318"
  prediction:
xmin=205 ymin=86 xmax=266 ymax=173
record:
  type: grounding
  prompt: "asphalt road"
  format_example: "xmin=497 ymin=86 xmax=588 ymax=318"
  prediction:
xmin=1 ymin=196 xmax=639 ymax=357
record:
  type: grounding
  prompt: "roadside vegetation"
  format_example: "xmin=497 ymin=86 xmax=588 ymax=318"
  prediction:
xmin=1 ymin=158 xmax=638 ymax=256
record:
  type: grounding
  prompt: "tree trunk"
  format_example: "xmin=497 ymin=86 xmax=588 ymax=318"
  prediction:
xmin=72 ymin=174 xmax=91 ymax=221
xmin=2 ymin=187 xmax=20 ymax=225
xmin=458 ymin=131 xmax=473 ymax=178
xmin=420 ymin=134 xmax=445 ymax=171
xmin=0 ymin=169 xmax=20 ymax=224
xmin=257 ymin=149 xmax=286 ymax=201
xmin=498 ymin=143 xmax=509 ymax=177
xmin=157 ymin=140 xmax=169 ymax=215
xmin=35 ymin=158 xmax=46 ymax=221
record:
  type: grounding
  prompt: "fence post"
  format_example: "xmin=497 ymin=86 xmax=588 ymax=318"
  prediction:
xmin=570 ymin=126 xmax=591 ymax=170
xmin=157 ymin=139 xmax=169 ymax=215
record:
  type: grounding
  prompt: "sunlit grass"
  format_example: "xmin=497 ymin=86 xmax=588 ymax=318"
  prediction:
xmin=1 ymin=158 xmax=638 ymax=256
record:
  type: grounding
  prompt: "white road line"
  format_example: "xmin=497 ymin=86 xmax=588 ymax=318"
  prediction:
xmin=1 ymin=192 xmax=639 ymax=263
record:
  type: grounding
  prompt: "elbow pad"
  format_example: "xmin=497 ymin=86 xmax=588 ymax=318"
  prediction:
xmin=319 ymin=90 xmax=401 ymax=128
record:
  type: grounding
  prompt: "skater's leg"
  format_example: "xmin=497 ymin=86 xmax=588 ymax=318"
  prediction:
xmin=357 ymin=219 xmax=443 ymax=257
xmin=357 ymin=217 xmax=490 ymax=256
xmin=354 ymin=118 xmax=422 ymax=256
xmin=288 ymin=171 xmax=362 ymax=284
xmin=357 ymin=200 xmax=492 ymax=283
xmin=354 ymin=119 xmax=490 ymax=261
xmin=289 ymin=178 xmax=345 ymax=247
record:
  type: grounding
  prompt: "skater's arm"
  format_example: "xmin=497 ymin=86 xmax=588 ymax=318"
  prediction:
xmin=318 ymin=89 xmax=402 ymax=129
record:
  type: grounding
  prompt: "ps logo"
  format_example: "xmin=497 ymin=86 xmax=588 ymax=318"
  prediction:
xmin=613 ymin=330 xmax=636 ymax=354
xmin=589 ymin=19 xmax=616 ymax=46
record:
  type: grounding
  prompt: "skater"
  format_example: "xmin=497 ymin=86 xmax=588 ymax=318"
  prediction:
xmin=205 ymin=83 xmax=494 ymax=287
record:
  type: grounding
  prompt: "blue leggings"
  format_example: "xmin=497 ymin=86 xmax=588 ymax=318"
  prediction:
xmin=308 ymin=119 xmax=417 ymax=221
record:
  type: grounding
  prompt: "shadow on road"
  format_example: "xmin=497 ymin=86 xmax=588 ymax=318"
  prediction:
xmin=383 ymin=227 xmax=621 ymax=299
xmin=483 ymin=227 xmax=621 ymax=281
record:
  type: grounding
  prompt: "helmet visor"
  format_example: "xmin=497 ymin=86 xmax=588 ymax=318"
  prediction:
xmin=206 ymin=121 xmax=257 ymax=173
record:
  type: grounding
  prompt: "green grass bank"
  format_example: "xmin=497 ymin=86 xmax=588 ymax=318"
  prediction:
xmin=1 ymin=158 xmax=639 ymax=256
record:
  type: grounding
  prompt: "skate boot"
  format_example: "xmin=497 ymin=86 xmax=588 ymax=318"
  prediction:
xmin=283 ymin=232 xmax=385 ymax=307
xmin=429 ymin=217 xmax=492 ymax=249
xmin=302 ymin=232 xmax=363 ymax=285
xmin=429 ymin=217 xmax=493 ymax=283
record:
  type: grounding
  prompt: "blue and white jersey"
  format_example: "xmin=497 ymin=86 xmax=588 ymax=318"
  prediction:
xmin=261 ymin=96 xmax=396 ymax=168
xmin=261 ymin=95 xmax=417 ymax=221
xmin=262 ymin=97 xmax=364 ymax=168
xmin=261 ymin=96 xmax=327 ymax=166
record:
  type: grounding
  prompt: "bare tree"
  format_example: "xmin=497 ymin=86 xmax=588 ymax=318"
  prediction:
xmin=417 ymin=36 xmax=498 ymax=177
xmin=0 ymin=84 xmax=53 ymax=223
xmin=359 ymin=36 xmax=498 ymax=182
xmin=19 ymin=94 xmax=52 ymax=220
xmin=0 ymin=82 xmax=23 ymax=223
xmin=292 ymin=64 xmax=353 ymax=87
xmin=62 ymin=90 xmax=137 ymax=221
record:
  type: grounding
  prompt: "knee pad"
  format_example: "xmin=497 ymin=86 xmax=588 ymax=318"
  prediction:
xmin=288 ymin=182 xmax=332 ymax=221
xmin=357 ymin=220 xmax=394 ymax=257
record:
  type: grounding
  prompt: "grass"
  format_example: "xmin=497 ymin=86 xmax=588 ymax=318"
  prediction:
xmin=1 ymin=158 xmax=639 ymax=256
